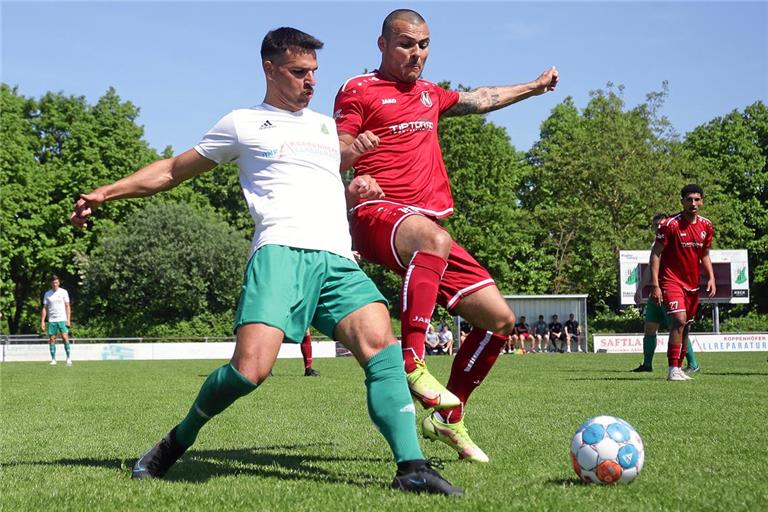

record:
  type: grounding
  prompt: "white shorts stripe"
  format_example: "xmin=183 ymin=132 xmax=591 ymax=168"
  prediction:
xmin=446 ymin=278 xmax=495 ymax=310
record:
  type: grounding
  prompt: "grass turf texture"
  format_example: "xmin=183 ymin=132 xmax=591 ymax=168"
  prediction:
xmin=1 ymin=352 xmax=766 ymax=511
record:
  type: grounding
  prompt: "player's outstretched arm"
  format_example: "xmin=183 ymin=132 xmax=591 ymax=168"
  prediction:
xmin=444 ymin=66 xmax=559 ymax=117
xmin=70 ymin=149 xmax=216 ymax=228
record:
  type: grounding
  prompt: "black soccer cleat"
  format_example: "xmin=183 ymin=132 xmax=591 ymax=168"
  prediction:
xmin=304 ymin=367 xmax=320 ymax=377
xmin=631 ymin=364 xmax=653 ymax=373
xmin=132 ymin=427 xmax=187 ymax=479
xmin=391 ymin=460 xmax=463 ymax=496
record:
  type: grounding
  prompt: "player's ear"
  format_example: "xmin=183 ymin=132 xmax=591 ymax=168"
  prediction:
xmin=377 ymin=35 xmax=386 ymax=52
xmin=263 ymin=59 xmax=274 ymax=78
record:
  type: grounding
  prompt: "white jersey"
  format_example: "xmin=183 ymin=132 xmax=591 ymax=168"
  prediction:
xmin=43 ymin=288 xmax=70 ymax=322
xmin=194 ymin=104 xmax=353 ymax=259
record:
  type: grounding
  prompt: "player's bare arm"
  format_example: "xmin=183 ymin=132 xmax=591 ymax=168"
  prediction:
xmin=444 ymin=66 xmax=559 ymax=117
xmin=649 ymin=241 xmax=664 ymax=305
xmin=701 ymin=250 xmax=717 ymax=297
xmin=339 ymin=131 xmax=380 ymax=171
xmin=66 ymin=302 xmax=71 ymax=327
xmin=40 ymin=305 xmax=47 ymax=332
xmin=70 ymin=149 xmax=217 ymax=228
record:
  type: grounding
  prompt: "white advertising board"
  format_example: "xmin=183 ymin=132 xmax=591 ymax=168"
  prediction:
xmin=619 ymin=249 xmax=749 ymax=305
xmin=592 ymin=333 xmax=768 ymax=353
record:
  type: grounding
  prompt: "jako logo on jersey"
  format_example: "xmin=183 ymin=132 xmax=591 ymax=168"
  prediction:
xmin=381 ymin=98 xmax=397 ymax=104
xmin=420 ymin=91 xmax=432 ymax=108
xmin=411 ymin=315 xmax=431 ymax=325
xmin=332 ymin=109 xmax=343 ymax=120
xmin=388 ymin=120 xmax=434 ymax=134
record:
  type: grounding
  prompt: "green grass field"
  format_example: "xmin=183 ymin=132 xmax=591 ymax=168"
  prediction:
xmin=2 ymin=352 xmax=767 ymax=511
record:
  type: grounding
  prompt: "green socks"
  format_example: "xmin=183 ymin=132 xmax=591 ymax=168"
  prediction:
xmin=64 ymin=342 xmax=71 ymax=358
xmin=175 ymin=363 xmax=258 ymax=448
xmin=364 ymin=344 xmax=424 ymax=463
xmin=684 ymin=337 xmax=699 ymax=368
xmin=642 ymin=334 xmax=656 ymax=369
xmin=49 ymin=344 xmax=56 ymax=359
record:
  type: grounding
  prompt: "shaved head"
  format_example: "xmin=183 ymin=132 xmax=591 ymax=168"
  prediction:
xmin=381 ymin=9 xmax=426 ymax=38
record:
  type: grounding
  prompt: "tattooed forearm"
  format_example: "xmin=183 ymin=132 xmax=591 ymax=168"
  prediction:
xmin=444 ymin=84 xmax=538 ymax=117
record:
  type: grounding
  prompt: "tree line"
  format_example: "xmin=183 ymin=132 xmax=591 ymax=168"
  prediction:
xmin=1 ymin=83 xmax=765 ymax=335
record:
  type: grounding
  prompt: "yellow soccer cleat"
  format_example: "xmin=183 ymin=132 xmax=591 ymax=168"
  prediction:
xmin=421 ymin=412 xmax=490 ymax=463
xmin=406 ymin=358 xmax=460 ymax=409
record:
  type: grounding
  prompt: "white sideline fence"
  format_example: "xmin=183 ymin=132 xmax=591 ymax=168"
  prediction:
xmin=0 ymin=336 xmax=339 ymax=362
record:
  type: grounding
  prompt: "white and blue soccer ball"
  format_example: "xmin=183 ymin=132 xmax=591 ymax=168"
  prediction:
xmin=570 ymin=415 xmax=644 ymax=484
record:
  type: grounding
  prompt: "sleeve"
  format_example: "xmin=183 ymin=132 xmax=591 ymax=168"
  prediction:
xmin=194 ymin=111 xmax=240 ymax=164
xmin=655 ymin=220 xmax=669 ymax=247
xmin=434 ymin=85 xmax=460 ymax=115
xmin=705 ymin=223 xmax=714 ymax=249
xmin=333 ymin=84 xmax=364 ymax=136
xmin=63 ymin=290 xmax=70 ymax=304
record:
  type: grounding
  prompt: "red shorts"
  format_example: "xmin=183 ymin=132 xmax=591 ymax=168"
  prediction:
xmin=661 ymin=281 xmax=699 ymax=321
xmin=350 ymin=202 xmax=494 ymax=311
xmin=516 ymin=332 xmax=532 ymax=340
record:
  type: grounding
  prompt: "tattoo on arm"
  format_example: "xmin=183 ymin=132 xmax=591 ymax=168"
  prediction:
xmin=445 ymin=87 xmax=505 ymax=116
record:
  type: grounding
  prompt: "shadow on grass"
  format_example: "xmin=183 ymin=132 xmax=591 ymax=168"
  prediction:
xmin=4 ymin=442 xmax=391 ymax=488
xmin=566 ymin=377 xmax=648 ymax=381
xmin=545 ymin=477 xmax=584 ymax=486
xmin=700 ymin=371 xmax=768 ymax=377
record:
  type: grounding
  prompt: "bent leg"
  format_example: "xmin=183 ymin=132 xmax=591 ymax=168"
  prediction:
xmin=439 ymin=285 xmax=513 ymax=422
xmin=395 ymin=215 xmax=451 ymax=372
xmin=175 ymin=323 xmax=282 ymax=448
xmin=335 ymin=302 xmax=424 ymax=464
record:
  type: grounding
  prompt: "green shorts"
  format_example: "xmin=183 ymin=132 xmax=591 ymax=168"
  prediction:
xmin=47 ymin=321 xmax=68 ymax=336
xmin=644 ymin=301 xmax=670 ymax=326
xmin=234 ymin=245 xmax=386 ymax=342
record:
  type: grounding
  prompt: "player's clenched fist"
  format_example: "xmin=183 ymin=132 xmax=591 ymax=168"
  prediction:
xmin=70 ymin=191 xmax=105 ymax=228
xmin=534 ymin=66 xmax=559 ymax=94
xmin=348 ymin=175 xmax=385 ymax=201
xmin=351 ymin=130 xmax=379 ymax=156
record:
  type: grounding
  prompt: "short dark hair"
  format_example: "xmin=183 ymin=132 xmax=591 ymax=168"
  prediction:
xmin=51 ymin=274 xmax=60 ymax=282
xmin=260 ymin=27 xmax=323 ymax=62
xmin=652 ymin=212 xmax=668 ymax=224
xmin=381 ymin=9 xmax=426 ymax=38
xmin=681 ymin=183 xmax=704 ymax=198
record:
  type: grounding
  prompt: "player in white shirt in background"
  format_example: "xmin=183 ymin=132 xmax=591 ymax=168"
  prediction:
xmin=41 ymin=274 xmax=72 ymax=366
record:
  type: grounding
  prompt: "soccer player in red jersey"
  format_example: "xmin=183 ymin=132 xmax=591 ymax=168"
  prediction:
xmin=649 ymin=184 xmax=716 ymax=381
xmin=334 ymin=9 xmax=559 ymax=462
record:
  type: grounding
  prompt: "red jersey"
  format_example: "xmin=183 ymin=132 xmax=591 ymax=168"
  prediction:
xmin=656 ymin=213 xmax=714 ymax=291
xmin=333 ymin=71 xmax=460 ymax=218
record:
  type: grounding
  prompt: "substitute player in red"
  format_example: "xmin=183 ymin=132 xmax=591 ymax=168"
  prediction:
xmin=649 ymin=184 xmax=716 ymax=382
xmin=334 ymin=9 xmax=558 ymax=462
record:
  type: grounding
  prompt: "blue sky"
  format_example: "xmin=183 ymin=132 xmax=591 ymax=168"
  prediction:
xmin=2 ymin=1 xmax=766 ymax=154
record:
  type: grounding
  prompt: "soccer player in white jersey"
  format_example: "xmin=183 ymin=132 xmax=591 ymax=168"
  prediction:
xmin=41 ymin=274 xmax=72 ymax=365
xmin=71 ymin=27 xmax=461 ymax=496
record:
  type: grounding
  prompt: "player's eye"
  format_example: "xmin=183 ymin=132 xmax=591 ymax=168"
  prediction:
xmin=290 ymin=69 xmax=311 ymax=78
xmin=418 ymin=40 xmax=430 ymax=49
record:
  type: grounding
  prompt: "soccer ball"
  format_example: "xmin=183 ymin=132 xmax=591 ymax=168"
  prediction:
xmin=570 ymin=415 xmax=644 ymax=484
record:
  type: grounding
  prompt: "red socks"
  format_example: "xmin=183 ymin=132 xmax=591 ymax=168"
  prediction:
xmin=667 ymin=343 xmax=683 ymax=367
xmin=439 ymin=328 xmax=506 ymax=423
xmin=401 ymin=251 xmax=447 ymax=373
xmin=301 ymin=331 xmax=313 ymax=370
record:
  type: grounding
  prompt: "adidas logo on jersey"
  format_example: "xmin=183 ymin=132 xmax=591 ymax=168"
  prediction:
xmin=259 ymin=120 xmax=275 ymax=130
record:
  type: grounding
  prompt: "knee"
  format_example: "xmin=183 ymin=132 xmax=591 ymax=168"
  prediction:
xmin=493 ymin=312 xmax=516 ymax=336
xmin=421 ymin=229 xmax=452 ymax=258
